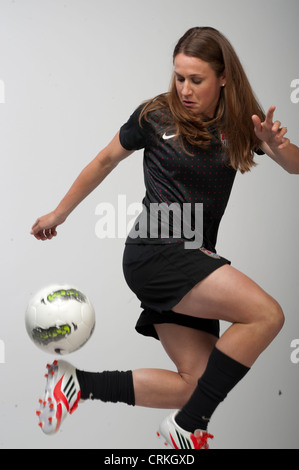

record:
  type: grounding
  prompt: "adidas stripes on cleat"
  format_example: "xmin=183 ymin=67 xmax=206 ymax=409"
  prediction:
xmin=36 ymin=360 xmax=81 ymax=435
xmin=157 ymin=412 xmax=214 ymax=450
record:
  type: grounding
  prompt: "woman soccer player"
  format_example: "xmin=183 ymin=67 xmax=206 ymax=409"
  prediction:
xmin=31 ymin=27 xmax=299 ymax=449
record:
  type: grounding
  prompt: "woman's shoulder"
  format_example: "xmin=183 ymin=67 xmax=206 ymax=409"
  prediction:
xmin=139 ymin=94 xmax=173 ymax=123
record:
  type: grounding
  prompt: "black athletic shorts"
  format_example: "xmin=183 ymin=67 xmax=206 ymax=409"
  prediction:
xmin=122 ymin=242 xmax=231 ymax=340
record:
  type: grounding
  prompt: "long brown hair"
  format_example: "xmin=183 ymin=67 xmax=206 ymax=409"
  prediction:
xmin=140 ymin=27 xmax=265 ymax=173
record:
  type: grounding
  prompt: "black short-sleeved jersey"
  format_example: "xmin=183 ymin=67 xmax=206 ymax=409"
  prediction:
xmin=119 ymin=104 xmax=250 ymax=252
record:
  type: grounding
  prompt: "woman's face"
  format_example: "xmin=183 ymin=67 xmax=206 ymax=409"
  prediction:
xmin=174 ymin=53 xmax=225 ymax=118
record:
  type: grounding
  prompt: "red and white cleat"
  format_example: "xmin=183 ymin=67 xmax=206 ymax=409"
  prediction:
xmin=36 ymin=360 xmax=81 ymax=435
xmin=157 ymin=412 xmax=214 ymax=450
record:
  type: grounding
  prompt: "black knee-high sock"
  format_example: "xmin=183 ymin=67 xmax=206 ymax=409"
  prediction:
xmin=76 ymin=369 xmax=135 ymax=406
xmin=175 ymin=347 xmax=250 ymax=432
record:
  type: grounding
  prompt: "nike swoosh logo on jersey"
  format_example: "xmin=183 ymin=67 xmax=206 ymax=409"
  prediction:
xmin=162 ymin=132 xmax=176 ymax=140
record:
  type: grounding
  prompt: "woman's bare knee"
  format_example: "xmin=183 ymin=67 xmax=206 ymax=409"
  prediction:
xmin=259 ymin=297 xmax=285 ymax=337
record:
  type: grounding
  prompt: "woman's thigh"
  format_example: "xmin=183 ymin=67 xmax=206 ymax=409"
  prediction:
xmin=172 ymin=264 xmax=280 ymax=324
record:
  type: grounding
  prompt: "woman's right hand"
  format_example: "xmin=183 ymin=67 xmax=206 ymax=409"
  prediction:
xmin=31 ymin=211 xmax=66 ymax=241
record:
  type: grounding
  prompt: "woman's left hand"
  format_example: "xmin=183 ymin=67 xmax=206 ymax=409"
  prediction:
xmin=252 ymin=106 xmax=290 ymax=150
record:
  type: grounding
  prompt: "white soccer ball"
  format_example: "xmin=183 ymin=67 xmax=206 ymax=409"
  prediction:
xmin=25 ymin=285 xmax=96 ymax=355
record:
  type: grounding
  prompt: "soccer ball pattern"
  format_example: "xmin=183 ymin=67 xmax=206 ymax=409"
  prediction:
xmin=25 ymin=285 xmax=95 ymax=355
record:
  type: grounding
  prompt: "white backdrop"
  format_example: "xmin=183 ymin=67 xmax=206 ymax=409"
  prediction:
xmin=0 ymin=0 xmax=298 ymax=449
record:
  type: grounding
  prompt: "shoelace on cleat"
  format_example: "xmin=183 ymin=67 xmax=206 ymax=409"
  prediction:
xmin=192 ymin=431 xmax=214 ymax=449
